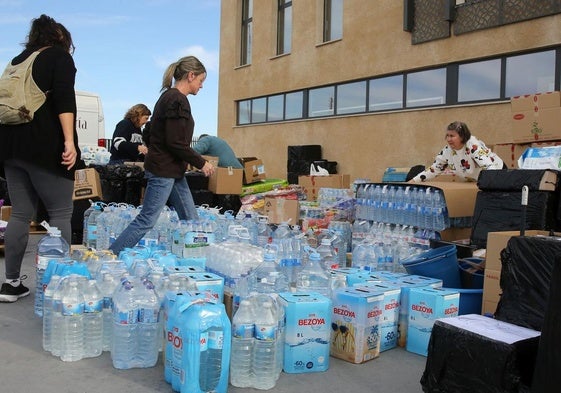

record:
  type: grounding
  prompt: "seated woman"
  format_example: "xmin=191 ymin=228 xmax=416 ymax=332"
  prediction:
xmin=410 ymin=121 xmax=505 ymax=183
xmin=108 ymin=104 xmax=151 ymax=164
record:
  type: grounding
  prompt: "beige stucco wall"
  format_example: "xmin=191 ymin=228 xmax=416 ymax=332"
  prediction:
xmin=217 ymin=0 xmax=561 ymax=182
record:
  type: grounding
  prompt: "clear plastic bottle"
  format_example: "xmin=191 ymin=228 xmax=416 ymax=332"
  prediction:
xmin=247 ymin=248 xmax=289 ymax=295
xmin=97 ymin=272 xmax=117 ymax=352
xmin=42 ymin=274 xmax=61 ymax=352
xmin=252 ymin=300 xmax=278 ymax=390
xmin=82 ymin=200 xmax=96 ymax=247
xmin=295 ymin=249 xmax=330 ymax=296
xmin=50 ymin=276 xmax=67 ymax=357
xmin=35 ymin=223 xmax=70 ymax=317
xmin=230 ymin=299 xmax=255 ymax=388
xmin=111 ymin=278 xmax=139 ymax=369
xmin=85 ymin=203 xmax=103 ymax=249
xmin=199 ymin=326 xmax=225 ymax=392
xmin=136 ymin=279 xmax=160 ymax=367
xmin=317 ymin=237 xmax=338 ymax=270
xmin=83 ymin=279 xmax=103 ymax=358
xmin=60 ymin=277 xmax=85 ymax=362
xmin=256 ymin=215 xmax=271 ymax=247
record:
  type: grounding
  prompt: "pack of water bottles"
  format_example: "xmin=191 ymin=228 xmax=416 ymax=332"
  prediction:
xmin=230 ymin=293 xmax=284 ymax=389
xmin=355 ymin=183 xmax=450 ymax=231
xmin=42 ymin=274 xmax=103 ymax=362
xmin=164 ymin=292 xmax=231 ymax=393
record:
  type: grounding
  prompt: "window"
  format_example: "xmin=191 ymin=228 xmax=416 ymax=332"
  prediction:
xmin=238 ymin=100 xmax=251 ymax=125
xmin=240 ymin=0 xmax=253 ymax=65
xmin=267 ymin=94 xmax=284 ymax=121
xmin=309 ymin=86 xmax=335 ymax=117
xmin=277 ymin=0 xmax=292 ymax=55
xmin=369 ymin=75 xmax=404 ymax=111
xmin=251 ymin=97 xmax=266 ymax=123
xmin=285 ymin=91 xmax=304 ymax=119
xmin=458 ymin=59 xmax=501 ymax=102
xmin=505 ymin=50 xmax=556 ymax=97
xmin=336 ymin=81 xmax=366 ymax=114
xmin=406 ymin=68 xmax=446 ymax=107
xmin=323 ymin=0 xmax=343 ymax=42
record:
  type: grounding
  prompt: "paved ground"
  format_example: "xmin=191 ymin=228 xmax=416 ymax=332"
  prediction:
xmin=0 ymin=234 xmax=427 ymax=393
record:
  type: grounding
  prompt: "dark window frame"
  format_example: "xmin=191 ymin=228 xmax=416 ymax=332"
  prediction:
xmin=277 ymin=0 xmax=292 ymax=55
xmin=240 ymin=0 xmax=253 ymax=66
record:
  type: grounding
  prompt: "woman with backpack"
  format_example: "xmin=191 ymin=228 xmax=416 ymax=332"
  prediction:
xmin=0 ymin=15 xmax=80 ymax=302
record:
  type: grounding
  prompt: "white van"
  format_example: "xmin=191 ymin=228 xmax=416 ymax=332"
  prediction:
xmin=75 ymin=90 xmax=106 ymax=150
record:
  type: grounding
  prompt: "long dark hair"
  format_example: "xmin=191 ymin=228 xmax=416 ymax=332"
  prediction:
xmin=25 ymin=14 xmax=75 ymax=54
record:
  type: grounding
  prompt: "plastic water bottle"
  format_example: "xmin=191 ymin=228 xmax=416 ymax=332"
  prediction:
xmin=252 ymin=300 xmax=278 ymax=390
xmin=199 ymin=326 xmax=225 ymax=392
xmin=179 ymin=301 xmax=231 ymax=393
xmin=83 ymin=279 xmax=103 ymax=358
xmin=256 ymin=215 xmax=271 ymax=247
xmin=35 ymin=222 xmax=70 ymax=317
xmin=42 ymin=275 xmax=61 ymax=352
xmin=137 ymin=279 xmax=160 ymax=367
xmin=230 ymin=299 xmax=255 ymax=388
xmin=296 ymin=248 xmax=330 ymax=296
xmin=247 ymin=248 xmax=289 ymax=295
xmin=82 ymin=200 xmax=95 ymax=247
xmin=317 ymin=238 xmax=338 ymax=270
xmin=111 ymin=278 xmax=138 ymax=369
xmin=60 ymin=277 xmax=85 ymax=362
xmin=85 ymin=202 xmax=103 ymax=249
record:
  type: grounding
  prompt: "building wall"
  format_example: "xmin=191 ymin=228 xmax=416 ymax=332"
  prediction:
xmin=217 ymin=0 xmax=561 ymax=182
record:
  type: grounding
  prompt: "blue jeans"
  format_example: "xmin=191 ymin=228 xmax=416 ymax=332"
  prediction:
xmin=109 ymin=170 xmax=198 ymax=254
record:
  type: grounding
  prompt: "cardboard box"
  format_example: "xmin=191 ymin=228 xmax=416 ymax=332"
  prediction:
xmin=483 ymin=268 xmax=501 ymax=310
xmin=420 ymin=181 xmax=479 ymax=218
xmin=73 ymin=168 xmax=103 ymax=201
xmin=511 ymin=92 xmax=561 ymax=143
xmin=187 ymin=155 xmax=219 ymax=171
xmin=207 ymin=167 xmax=243 ymax=195
xmin=406 ymin=287 xmax=460 ymax=356
xmin=1 ymin=205 xmax=11 ymax=221
xmin=354 ymin=282 xmax=402 ymax=352
xmin=331 ymin=287 xmax=384 ymax=364
xmin=239 ymin=157 xmax=266 ymax=184
xmin=298 ymin=174 xmax=351 ymax=201
xmin=510 ymin=91 xmax=561 ymax=112
xmin=492 ymin=143 xmax=530 ymax=169
xmin=278 ymin=292 xmax=331 ymax=373
xmin=264 ymin=197 xmax=299 ymax=224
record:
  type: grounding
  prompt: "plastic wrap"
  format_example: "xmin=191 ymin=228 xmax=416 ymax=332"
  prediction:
xmin=531 ymin=256 xmax=561 ymax=393
xmin=477 ymin=169 xmax=559 ymax=191
xmin=470 ymin=190 xmax=559 ymax=248
xmin=495 ymin=235 xmax=561 ymax=331
xmin=421 ymin=316 xmax=539 ymax=393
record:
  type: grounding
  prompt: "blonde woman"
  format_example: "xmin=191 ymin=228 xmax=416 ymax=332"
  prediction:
xmin=109 ymin=56 xmax=215 ymax=254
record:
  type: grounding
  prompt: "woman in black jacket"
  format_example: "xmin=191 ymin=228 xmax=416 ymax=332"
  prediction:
xmin=0 ymin=14 xmax=79 ymax=302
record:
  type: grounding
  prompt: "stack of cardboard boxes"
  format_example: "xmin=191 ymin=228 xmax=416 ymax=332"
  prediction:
xmin=494 ymin=91 xmax=561 ymax=168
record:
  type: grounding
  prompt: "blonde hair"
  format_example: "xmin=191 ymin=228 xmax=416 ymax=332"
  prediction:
xmin=124 ymin=104 xmax=151 ymax=128
xmin=161 ymin=56 xmax=206 ymax=92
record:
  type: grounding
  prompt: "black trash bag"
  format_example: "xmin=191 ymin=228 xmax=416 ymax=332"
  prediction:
xmin=495 ymin=235 xmax=561 ymax=331
xmin=531 ymin=256 xmax=561 ymax=393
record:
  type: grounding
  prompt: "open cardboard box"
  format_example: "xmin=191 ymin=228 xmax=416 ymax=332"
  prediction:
xmin=298 ymin=174 xmax=351 ymax=201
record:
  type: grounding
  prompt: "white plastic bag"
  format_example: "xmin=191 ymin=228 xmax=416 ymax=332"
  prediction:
xmin=310 ymin=163 xmax=330 ymax=176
